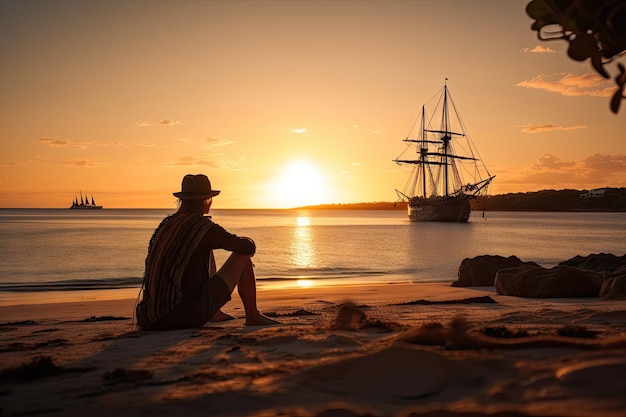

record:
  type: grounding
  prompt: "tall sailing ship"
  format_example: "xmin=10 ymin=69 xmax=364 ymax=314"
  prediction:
xmin=70 ymin=192 xmax=103 ymax=209
xmin=394 ymin=81 xmax=494 ymax=222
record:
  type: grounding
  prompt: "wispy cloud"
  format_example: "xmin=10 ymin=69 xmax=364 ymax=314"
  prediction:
xmin=39 ymin=137 xmax=72 ymax=147
xmin=204 ymin=137 xmax=235 ymax=147
xmin=157 ymin=119 xmax=185 ymax=126
xmin=521 ymin=45 xmax=556 ymax=53
xmin=516 ymin=73 xmax=614 ymax=97
xmin=0 ymin=162 xmax=18 ymax=166
xmin=136 ymin=119 xmax=185 ymax=127
xmin=62 ymin=159 xmax=101 ymax=167
xmin=498 ymin=153 xmax=626 ymax=190
xmin=164 ymin=156 xmax=220 ymax=168
xmin=39 ymin=137 xmax=122 ymax=150
xmin=521 ymin=124 xmax=587 ymax=134
xmin=291 ymin=128 xmax=308 ymax=134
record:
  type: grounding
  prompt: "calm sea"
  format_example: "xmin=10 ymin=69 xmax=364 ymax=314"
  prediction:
xmin=0 ymin=208 xmax=624 ymax=304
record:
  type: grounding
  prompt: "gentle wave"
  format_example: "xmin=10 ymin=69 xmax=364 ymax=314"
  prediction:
xmin=265 ymin=266 xmax=397 ymax=279
xmin=287 ymin=266 xmax=421 ymax=279
xmin=0 ymin=267 xmax=421 ymax=292
xmin=0 ymin=277 xmax=143 ymax=292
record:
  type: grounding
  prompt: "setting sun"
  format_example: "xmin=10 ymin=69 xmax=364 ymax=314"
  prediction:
xmin=268 ymin=160 xmax=330 ymax=208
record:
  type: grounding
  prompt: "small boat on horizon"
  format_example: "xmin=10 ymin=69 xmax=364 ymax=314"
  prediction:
xmin=70 ymin=192 xmax=103 ymax=209
xmin=393 ymin=81 xmax=494 ymax=222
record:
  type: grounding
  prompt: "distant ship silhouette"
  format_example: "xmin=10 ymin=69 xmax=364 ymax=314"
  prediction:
xmin=70 ymin=192 xmax=102 ymax=209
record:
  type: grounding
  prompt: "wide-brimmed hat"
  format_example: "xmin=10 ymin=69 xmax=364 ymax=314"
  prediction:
xmin=173 ymin=174 xmax=220 ymax=199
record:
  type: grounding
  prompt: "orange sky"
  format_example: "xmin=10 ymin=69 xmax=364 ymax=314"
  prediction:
xmin=1 ymin=0 xmax=625 ymax=209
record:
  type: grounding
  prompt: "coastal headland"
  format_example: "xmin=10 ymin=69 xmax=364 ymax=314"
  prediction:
xmin=296 ymin=187 xmax=626 ymax=212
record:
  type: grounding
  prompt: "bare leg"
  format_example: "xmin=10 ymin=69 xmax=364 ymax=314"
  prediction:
xmin=216 ymin=253 xmax=280 ymax=326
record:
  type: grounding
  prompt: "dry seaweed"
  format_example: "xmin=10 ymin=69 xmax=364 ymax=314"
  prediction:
xmin=394 ymin=296 xmax=497 ymax=306
xmin=0 ymin=356 xmax=94 ymax=383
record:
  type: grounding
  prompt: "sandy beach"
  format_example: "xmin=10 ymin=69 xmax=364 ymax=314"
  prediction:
xmin=2 ymin=281 xmax=626 ymax=417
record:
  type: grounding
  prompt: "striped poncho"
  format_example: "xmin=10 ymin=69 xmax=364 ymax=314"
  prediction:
xmin=136 ymin=212 xmax=214 ymax=329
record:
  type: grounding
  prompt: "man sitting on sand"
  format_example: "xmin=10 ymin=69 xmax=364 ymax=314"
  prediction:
xmin=136 ymin=174 xmax=279 ymax=330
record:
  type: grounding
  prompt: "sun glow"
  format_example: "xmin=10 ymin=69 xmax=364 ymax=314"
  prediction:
xmin=268 ymin=160 xmax=330 ymax=208
xmin=297 ymin=279 xmax=315 ymax=288
xmin=296 ymin=216 xmax=311 ymax=227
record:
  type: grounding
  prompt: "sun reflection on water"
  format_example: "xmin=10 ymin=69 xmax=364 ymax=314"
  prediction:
xmin=291 ymin=216 xmax=314 ymax=270
xmin=296 ymin=216 xmax=310 ymax=227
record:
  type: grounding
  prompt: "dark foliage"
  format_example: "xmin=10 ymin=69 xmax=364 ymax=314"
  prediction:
xmin=526 ymin=0 xmax=626 ymax=113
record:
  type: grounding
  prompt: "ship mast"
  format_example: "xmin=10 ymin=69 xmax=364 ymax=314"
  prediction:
xmin=419 ymin=105 xmax=427 ymax=198
xmin=442 ymin=82 xmax=450 ymax=196
xmin=422 ymin=80 xmax=467 ymax=197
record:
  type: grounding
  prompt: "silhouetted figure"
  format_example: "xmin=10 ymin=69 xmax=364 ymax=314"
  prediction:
xmin=136 ymin=174 xmax=279 ymax=330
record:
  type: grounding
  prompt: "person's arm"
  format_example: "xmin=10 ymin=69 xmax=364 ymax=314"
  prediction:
xmin=204 ymin=223 xmax=256 ymax=256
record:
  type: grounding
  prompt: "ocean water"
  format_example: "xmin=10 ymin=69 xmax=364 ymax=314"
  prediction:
xmin=0 ymin=208 xmax=624 ymax=304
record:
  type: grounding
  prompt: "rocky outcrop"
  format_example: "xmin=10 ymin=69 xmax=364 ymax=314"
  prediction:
xmin=559 ymin=253 xmax=626 ymax=273
xmin=600 ymin=266 xmax=626 ymax=300
xmin=452 ymin=255 xmax=539 ymax=287
xmin=494 ymin=265 xmax=603 ymax=298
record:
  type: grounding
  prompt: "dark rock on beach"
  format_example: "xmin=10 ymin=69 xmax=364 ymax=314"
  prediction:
xmin=452 ymin=255 xmax=539 ymax=287
xmin=494 ymin=265 xmax=603 ymax=298
xmin=600 ymin=267 xmax=626 ymax=300
xmin=559 ymin=253 xmax=626 ymax=273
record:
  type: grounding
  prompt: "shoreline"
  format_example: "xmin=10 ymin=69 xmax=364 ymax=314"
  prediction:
xmin=0 ymin=280 xmax=456 ymax=313
xmin=0 ymin=274 xmax=449 ymax=307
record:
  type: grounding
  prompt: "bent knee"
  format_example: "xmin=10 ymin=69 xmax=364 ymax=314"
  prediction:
xmin=218 ymin=252 xmax=252 ymax=276
xmin=228 ymin=252 xmax=252 ymax=265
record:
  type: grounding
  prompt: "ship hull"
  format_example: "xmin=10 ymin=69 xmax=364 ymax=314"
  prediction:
xmin=69 ymin=205 xmax=102 ymax=209
xmin=407 ymin=195 xmax=470 ymax=222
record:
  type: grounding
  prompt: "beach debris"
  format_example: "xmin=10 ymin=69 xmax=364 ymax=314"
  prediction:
xmin=401 ymin=410 xmax=562 ymax=416
xmin=400 ymin=318 xmax=626 ymax=350
xmin=331 ymin=302 xmax=402 ymax=332
xmin=394 ymin=296 xmax=497 ymax=306
xmin=33 ymin=328 xmax=61 ymax=334
xmin=480 ymin=325 xmax=599 ymax=339
xmin=332 ymin=302 xmax=367 ymax=330
xmin=480 ymin=326 xmax=531 ymax=339
xmin=103 ymin=367 xmax=153 ymax=384
xmin=0 ymin=356 xmax=94 ymax=383
xmin=314 ymin=406 xmax=378 ymax=417
xmin=361 ymin=319 xmax=405 ymax=333
xmin=0 ymin=320 xmax=37 ymax=327
xmin=555 ymin=325 xmax=601 ymax=339
xmin=266 ymin=308 xmax=321 ymax=317
xmin=0 ymin=338 xmax=69 ymax=353
xmin=80 ymin=316 xmax=130 ymax=322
